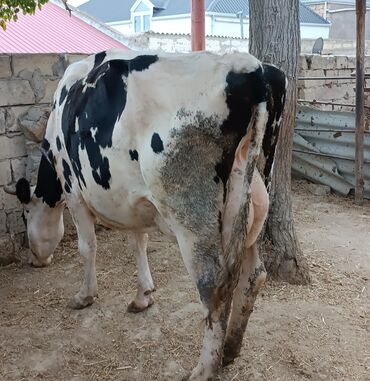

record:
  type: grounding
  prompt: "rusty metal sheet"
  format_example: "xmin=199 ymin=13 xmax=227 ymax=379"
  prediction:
xmin=293 ymin=106 xmax=370 ymax=199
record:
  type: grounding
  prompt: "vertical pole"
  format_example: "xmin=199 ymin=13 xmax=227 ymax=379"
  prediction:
xmin=355 ymin=0 xmax=366 ymax=204
xmin=238 ymin=11 xmax=244 ymax=38
xmin=191 ymin=0 xmax=205 ymax=51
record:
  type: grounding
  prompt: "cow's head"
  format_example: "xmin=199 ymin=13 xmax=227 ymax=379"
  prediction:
xmin=5 ymin=175 xmax=65 ymax=267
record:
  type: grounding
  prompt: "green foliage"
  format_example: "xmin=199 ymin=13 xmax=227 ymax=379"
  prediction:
xmin=0 ymin=0 xmax=49 ymax=30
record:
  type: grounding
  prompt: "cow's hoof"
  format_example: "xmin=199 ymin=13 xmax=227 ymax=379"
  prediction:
xmin=221 ymin=355 xmax=235 ymax=367
xmin=180 ymin=372 xmax=214 ymax=381
xmin=127 ymin=296 xmax=154 ymax=313
xmin=222 ymin=345 xmax=238 ymax=367
xmin=30 ymin=253 xmax=53 ymax=268
xmin=67 ymin=295 xmax=95 ymax=310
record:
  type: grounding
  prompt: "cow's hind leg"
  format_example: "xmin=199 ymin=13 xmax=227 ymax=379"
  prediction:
xmin=222 ymin=242 xmax=266 ymax=366
xmin=127 ymin=232 xmax=155 ymax=313
xmin=67 ymin=198 xmax=98 ymax=310
xmin=176 ymin=235 xmax=231 ymax=381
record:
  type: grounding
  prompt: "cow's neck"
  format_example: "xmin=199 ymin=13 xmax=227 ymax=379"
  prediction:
xmin=34 ymin=144 xmax=63 ymax=208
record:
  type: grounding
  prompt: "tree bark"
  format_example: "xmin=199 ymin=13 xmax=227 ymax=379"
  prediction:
xmin=249 ymin=0 xmax=310 ymax=284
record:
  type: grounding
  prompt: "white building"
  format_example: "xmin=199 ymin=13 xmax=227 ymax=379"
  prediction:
xmin=77 ymin=0 xmax=331 ymax=40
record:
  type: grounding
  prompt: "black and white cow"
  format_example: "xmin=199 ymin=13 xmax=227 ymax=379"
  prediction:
xmin=6 ymin=49 xmax=286 ymax=380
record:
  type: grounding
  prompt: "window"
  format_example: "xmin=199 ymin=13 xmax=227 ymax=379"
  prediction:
xmin=133 ymin=2 xmax=149 ymax=12
xmin=131 ymin=0 xmax=152 ymax=33
xmin=134 ymin=16 xmax=142 ymax=32
xmin=143 ymin=15 xmax=150 ymax=31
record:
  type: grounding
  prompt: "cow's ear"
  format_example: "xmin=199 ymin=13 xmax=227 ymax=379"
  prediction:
xmin=16 ymin=178 xmax=31 ymax=204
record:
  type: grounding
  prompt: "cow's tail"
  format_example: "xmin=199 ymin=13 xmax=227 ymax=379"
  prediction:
xmin=219 ymin=101 xmax=269 ymax=300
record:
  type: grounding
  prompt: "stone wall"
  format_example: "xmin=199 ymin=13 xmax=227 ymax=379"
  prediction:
xmin=0 ymin=51 xmax=368 ymax=264
xmin=128 ymin=32 xmax=249 ymax=54
xmin=128 ymin=31 xmax=370 ymax=56
xmin=0 ymin=53 xmax=86 ymax=264
xmin=298 ymin=54 xmax=370 ymax=112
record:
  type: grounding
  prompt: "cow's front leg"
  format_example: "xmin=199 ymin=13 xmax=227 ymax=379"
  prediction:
xmin=223 ymin=243 xmax=266 ymax=366
xmin=127 ymin=232 xmax=155 ymax=313
xmin=67 ymin=198 xmax=98 ymax=309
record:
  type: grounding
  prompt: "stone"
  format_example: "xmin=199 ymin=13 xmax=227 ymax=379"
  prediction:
xmin=66 ymin=54 xmax=88 ymax=66
xmin=0 ymin=108 xmax=5 ymax=134
xmin=0 ymin=79 xmax=35 ymax=106
xmin=335 ymin=56 xmax=348 ymax=69
xmin=18 ymin=69 xmax=47 ymax=103
xmin=310 ymin=55 xmax=336 ymax=70
xmin=17 ymin=69 xmax=33 ymax=81
xmin=0 ymin=235 xmax=16 ymax=266
xmin=12 ymin=54 xmax=61 ymax=77
xmin=30 ymin=69 xmax=45 ymax=103
xmin=301 ymin=84 xmax=352 ymax=102
xmin=0 ymin=210 xmax=7 ymax=234
xmin=0 ymin=160 xmax=11 ymax=186
xmin=0 ymin=232 xmax=25 ymax=265
xmin=43 ymin=79 xmax=59 ymax=103
xmin=18 ymin=106 xmax=50 ymax=142
xmin=25 ymin=141 xmax=42 ymax=184
xmin=299 ymin=55 xmax=309 ymax=71
xmin=0 ymin=134 xmax=26 ymax=161
xmin=307 ymin=183 xmax=331 ymax=196
xmin=52 ymin=55 xmax=68 ymax=77
xmin=0 ymin=55 xmax=12 ymax=78
xmin=0 ymin=186 xmax=21 ymax=210
xmin=7 ymin=210 xmax=26 ymax=234
xmin=10 ymin=157 xmax=27 ymax=182
xmin=5 ymin=105 xmax=29 ymax=133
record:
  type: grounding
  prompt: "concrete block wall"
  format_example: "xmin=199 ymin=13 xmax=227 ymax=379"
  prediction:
xmin=0 ymin=51 xmax=367 ymax=264
xmin=0 ymin=53 xmax=86 ymax=264
xmin=298 ymin=54 xmax=370 ymax=112
xmin=128 ymin=31 xmax=370 ymax=56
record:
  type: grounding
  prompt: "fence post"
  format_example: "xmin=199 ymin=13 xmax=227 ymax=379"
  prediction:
xmin=355 ymin=0 xmax=366 ymax=204
xmin=191 ymin=0 xmax=205 ymax=51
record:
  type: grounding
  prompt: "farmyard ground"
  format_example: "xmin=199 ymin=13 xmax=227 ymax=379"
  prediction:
xmin=1 ymin=181 xmax=369 ymax=381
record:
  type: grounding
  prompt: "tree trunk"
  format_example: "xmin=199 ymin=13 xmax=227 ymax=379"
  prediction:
xmin=249 ymin=0 xmax=310 ymax=284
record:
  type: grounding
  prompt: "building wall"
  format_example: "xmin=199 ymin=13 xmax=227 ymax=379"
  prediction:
xmin=211 ymin=16 xmax=249 ymax=38
xmin=108 ymin=21 xmax=131 ymax=35
xmin=0 ymin=52 xmax=369 ymax=264
xmin=0 ymin=53 xmax=87 ymax=265
xmin=304 ymin=2 xmax=370 ymax=39
xmin=151 ymin=16 xmax=192 ymax=34
xmin=301 ymin=24 xmax=330 ymax=39
xmin=127 ymin=31 xmax=370 ymax=55
xmin=108 ymin=14 xmax=329 ymax=40
xmin=327 ymin=5 xmax=370 ymax=40
xmin=128 ymin=32 xmax=249 ymax=53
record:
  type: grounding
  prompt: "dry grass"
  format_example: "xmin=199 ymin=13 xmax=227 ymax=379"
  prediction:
xmin=0 ymin=180 xmax=369 ymax=381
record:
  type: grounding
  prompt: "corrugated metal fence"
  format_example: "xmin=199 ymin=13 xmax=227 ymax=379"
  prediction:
xmin=293 ymin=106 xmax=370 ymax=199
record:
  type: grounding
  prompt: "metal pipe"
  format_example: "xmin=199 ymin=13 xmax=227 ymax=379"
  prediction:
xmin=298 ymin=99 xmax=370 ymax=109
xmin=293 ymin=149 xmax=370 ymax=164
xmin=299 ymin=75 xmax=370 ymax=80
xmin=295 ymin=128 xmax=370 ymax=133
xmin=191 ymin=0 xmax=205 ymax=51
xmin=236 ymin=11 xmax=244 ymax=38
xmin=324 ymin=1 xmax=328 ymax=19
xmin=355 ymin=0 xmax=366 ymax=204
xmin=327 ymin=7 xmax=370 ymax=13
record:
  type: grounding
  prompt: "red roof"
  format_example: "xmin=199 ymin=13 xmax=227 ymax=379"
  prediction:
xmin=0 ymin=2 xmax=128 ymax=54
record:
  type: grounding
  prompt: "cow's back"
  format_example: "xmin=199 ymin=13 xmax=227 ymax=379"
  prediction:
xmin=46 ymin=50 xmax=267 ymax=235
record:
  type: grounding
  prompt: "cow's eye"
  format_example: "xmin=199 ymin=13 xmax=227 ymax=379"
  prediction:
xmin=25 ymin=210 xmax=30 ymax=214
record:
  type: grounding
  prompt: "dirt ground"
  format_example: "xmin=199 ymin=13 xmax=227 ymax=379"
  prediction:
xmin=1 ymin=180 xmax=369 ymax=381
